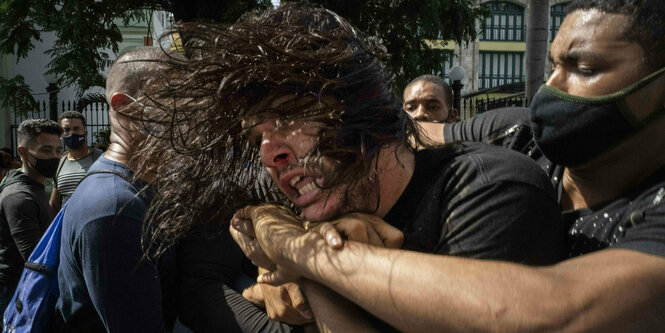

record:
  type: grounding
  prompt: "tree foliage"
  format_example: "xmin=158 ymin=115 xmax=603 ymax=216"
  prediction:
xmin=294 ymin=0 xmax=487 ymax=90
xmin=0 ymin=0 xmax=485 ymax=113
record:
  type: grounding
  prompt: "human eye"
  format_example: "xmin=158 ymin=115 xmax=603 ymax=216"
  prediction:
xmin=426 ymin=103 xmax=441 ymax=111
xmin=577 ymin=66 xmax=598 ymax=76
xmin=404 ymin=104 xmax=415 ymax=112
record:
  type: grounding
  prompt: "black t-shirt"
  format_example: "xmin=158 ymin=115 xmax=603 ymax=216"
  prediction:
xmin=443 ymin=107 xmax=665 ymax=259
xmin=0 ymin=169 xmax=52 ymax=286
xmin=565 ymin=167 xmax=665 ymax=258
xmin=384 ymin=142 xmax=566 ymax=265
xmin=177 ymin=227 xmax=296 ymax=333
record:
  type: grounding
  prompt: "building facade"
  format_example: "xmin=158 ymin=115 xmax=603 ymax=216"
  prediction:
xmin=436 ymin=0 xmax=571 ymax=95
xmin=0 ymin=10 xmax=172 ymax=151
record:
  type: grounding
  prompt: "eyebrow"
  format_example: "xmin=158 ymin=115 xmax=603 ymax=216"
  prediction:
xmin=404 ymin=98 xmax=442 ymax=104
xmin=550 ymin=49 xmax=604 ymax=64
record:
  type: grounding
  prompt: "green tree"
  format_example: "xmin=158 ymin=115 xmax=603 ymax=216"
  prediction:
xmin=0 ymin=0 xmax=271 ymax=114
xmin=295 ymin=0 xmax=487 ymax=90
xmin=0 ymin=0 xmax=484 ymax=113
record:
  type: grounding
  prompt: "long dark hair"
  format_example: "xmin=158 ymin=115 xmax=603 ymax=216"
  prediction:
xmin=125 ymin=2 xmax=432 ymax=257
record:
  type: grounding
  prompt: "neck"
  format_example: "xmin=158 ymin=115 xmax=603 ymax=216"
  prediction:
xmin=375 ymin=143 xmax=415 ymax=217
xmin=561 ymin=121 xmax=665 ymax=211
xmin=103 ymin=143 xmax=130 ymax=165
xmin=67 ymin=145 xmax=90 ymax=159
xmin=21 ymin=165 xmax=46 ymax=184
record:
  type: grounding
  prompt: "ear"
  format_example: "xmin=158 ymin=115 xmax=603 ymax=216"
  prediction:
xmin=110 ymin=92 xmax=132 ymax=109
xmin=16 ymin=146 xmax=27 ymax=161
xmin=446 ymin=108 xmax=459 ymax=123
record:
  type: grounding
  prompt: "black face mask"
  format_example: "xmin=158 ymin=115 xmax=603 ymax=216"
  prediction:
xmin=62 ymin=133 xmax=86 ymax=149
xmin=530 ymin=66 xmax=665 ymax=167
xmin=26 ymin=152 xmax=60 ymax=178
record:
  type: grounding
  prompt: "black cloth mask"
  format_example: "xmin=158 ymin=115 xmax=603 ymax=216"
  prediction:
xmin=530 ymin=66 xmax=665 ymax=167
xmin=62 ymin=133 xmax=86 ymax=149
xmin=27 ymin=152 xmax=60 ymax=178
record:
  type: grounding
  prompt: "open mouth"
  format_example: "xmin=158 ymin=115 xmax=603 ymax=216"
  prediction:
xmin=289 ymin=175 xmax=319 ymax=196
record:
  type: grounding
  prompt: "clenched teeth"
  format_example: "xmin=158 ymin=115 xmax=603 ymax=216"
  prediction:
xmin=298 ymin=182 xmax=317 ymax=196
xmin=290 ymin=175 xmax=302 ymax=187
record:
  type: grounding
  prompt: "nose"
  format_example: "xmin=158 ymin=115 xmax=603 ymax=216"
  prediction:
xmin=545 ymin=67 xmax=567 ymax=92
xmin=259 ymin=130 xmax=295 ymax=170
xmin=411 ymin=105 xmax=430 ymax=121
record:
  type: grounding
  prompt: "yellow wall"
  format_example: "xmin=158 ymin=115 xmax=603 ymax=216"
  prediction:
xmin=479 ymin=41 xmax=526 ymax=52
xmin=425 ymin=40 xmax=528 ymax=52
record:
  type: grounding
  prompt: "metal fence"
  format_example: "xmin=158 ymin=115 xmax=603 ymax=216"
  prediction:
xmin=459 ymin=92 xmax=526 ymax=120
xmin=9 ymin=100 xmax=110 ymax=157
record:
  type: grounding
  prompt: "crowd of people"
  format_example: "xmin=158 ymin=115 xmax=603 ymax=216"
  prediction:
xmin=0 ymin=0 xmax=664 ymax=332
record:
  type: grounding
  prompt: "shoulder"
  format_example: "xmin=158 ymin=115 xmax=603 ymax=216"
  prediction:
xmin=91 ymin=148 xmax=103 ymax=159
xmin=421 ymin=142 xmax=554 ymax=196
xmin=1 ymin=189 xmax=38 ymax=210
xmin=64 ymin=163 xmax=146 ymax=225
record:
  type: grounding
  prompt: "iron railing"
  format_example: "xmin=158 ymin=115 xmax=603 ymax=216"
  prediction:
xmin=9 ymin=100 xmax=110 ymax=157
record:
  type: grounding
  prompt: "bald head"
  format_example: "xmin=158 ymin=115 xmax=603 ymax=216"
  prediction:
xmin=104 ymin=47 xmax=183 ymax=164
xmin=106 ymin=47 xmax=177 ymax=103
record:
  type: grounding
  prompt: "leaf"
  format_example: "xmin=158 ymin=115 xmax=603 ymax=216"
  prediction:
xmin=0 ymin=75 xmax=39 ymax=115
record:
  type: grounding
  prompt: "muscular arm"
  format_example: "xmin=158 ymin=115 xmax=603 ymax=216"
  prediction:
xmin=49 ymin=187 xmax=62 ymax=213
xmin=276 ymin=235 xmax=665 ymax=333
xmin=301 ymin=279 xmax=385 ymax=333
xmin=418 ymin=108 xmax=535 ymax=151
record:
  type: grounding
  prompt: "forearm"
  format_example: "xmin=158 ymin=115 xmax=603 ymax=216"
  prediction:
xmin=300 ymin=279 xmax=384 ymax=333
xmin=281 ymin=235 xmax=665 ymax=332
xmin=49 ymin=188 xmax=61 ymax=213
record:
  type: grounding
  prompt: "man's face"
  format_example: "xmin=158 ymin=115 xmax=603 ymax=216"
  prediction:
xmin=244 ymin=96 xmax=372 ymax=222
xmin=60 ymin=118 xmax=86 ymax=137
xmin=548 ymin=10 xmax=650 ymax=98
xmin=19 ymin=133 xmax=62 ymax=165
xmin=403 ymin=81 xmax=451 ymax=122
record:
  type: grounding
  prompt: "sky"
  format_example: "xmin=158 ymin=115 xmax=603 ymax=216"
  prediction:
xmin=271 ymin=0 xmax=280 ymax=7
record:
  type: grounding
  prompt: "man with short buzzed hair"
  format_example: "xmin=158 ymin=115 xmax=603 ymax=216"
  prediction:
xmin=403 ymin=74 xmax=459 ymax=123
xmin=0 ymin=119 xmax=62 ymax=314
xmin=55 ymin=47 xmax=177 ymax=332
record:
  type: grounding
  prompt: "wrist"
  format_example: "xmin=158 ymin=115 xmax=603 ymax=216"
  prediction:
xmin=279 ymin=231 xmax=326 ymax=276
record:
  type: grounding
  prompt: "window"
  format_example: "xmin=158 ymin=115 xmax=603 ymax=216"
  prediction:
xmin=480 ymin=2 xmax=525 ymax=42
xmin=550 ymin=3 xmax=569 ymax=41
xmin=479 ymin=51 xmax=524 ymax=89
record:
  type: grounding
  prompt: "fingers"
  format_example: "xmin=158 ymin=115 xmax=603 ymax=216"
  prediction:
xmin=369 ymin=220 xmax=404 ymax=249
xmin=365 ymin=225 xmax=383 ymax=247
xmin=242 ymin=284 xmax=266 ymax=308
xmin=235 ymin=205 xmax=256 ymax=220
xmin=315 ymin=223 xmax=343 ymax=248
xmin=285 ymin=283 xmax=313 ymax=320
xmin=338 ymin=219 xmax=369 ymax=244
xmin=231 ymin=211 xmax=256 ymax=238
xmin=229 ymin=224 xmax=276 ymax=269
xmin=258 ymin=268 xmax=299 ymax=286
xmin=349 ymin=213 xmax=404 ymax=249
xmin=261 ymin=283 xmax=314 ymax=325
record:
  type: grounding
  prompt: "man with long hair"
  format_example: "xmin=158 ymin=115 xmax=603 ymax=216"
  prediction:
xmin=132 ymin=3 xmax=566 ymax=331
xmin=235 ymin=1 xmax=665 ymax=331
